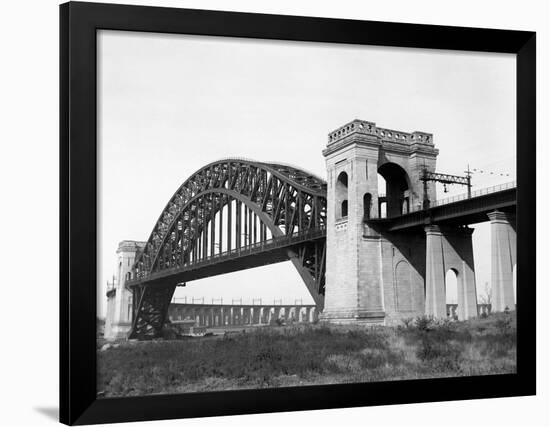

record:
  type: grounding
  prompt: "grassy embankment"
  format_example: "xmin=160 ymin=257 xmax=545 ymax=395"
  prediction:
xmin=97 ymin=312 xmax=516 ymax=397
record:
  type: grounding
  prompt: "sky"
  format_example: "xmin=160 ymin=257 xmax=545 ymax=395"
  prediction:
xmin=97 ymin=30 xmax=515 ymax=316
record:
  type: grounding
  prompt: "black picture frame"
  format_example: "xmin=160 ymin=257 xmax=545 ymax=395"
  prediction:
xmin=60 ymin=1 xmax=536 ymax=425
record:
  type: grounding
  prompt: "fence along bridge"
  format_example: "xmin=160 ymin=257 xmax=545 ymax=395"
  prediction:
xmin=106 ymin=120 xmax=517 ymax=341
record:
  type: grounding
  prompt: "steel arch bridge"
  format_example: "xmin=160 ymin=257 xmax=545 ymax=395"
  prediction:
xmin=126 ymin=159 xmax=327 ymax=339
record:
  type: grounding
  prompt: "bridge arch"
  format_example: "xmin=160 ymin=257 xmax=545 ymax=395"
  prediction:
xmin=128 ymin=159 xmax=327 ymax=339
xmin=378 ymin=162 xmax=411 ymax=217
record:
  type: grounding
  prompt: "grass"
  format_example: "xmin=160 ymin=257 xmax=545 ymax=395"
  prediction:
xmin=97 ymin=312 xmax=516 ymax=397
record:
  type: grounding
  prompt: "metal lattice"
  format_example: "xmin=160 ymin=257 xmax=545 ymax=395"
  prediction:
xmin=127 ymin=159 xmax=327 ymax=339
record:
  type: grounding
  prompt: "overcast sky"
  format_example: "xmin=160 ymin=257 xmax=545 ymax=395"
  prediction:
xmin=97 ymin=30 xmax=515 ymax=316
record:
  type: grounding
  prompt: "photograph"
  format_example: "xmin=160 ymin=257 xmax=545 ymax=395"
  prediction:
xmin=96 ymin=29 xmax=518 ymax=398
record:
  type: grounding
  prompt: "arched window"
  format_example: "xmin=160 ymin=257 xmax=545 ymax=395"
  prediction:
xmin=341 ymin=200 xmax=348 ymax=217
xmin=379 ymin=200 xmax=387 ymax=219
xmin=363 ymin=193 xmax=372 ymax=219
xmin=335 ymin=171 xmax=348 ymax=220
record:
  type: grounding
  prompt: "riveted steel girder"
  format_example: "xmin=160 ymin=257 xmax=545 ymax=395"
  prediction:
xmin=127 ymin=159 xmax=327 ymax=339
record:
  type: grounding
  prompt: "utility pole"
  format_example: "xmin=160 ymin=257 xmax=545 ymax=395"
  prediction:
xmin=464 ymin=164 xmax=473 ymax=198
xmin=420 ymin=167 xmax=473 ymax=209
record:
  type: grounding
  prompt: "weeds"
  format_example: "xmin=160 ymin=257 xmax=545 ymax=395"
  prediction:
xmin=98 ymin=313 xmax=516 ymax=397
xmin=414 ymin=315 xmax=435 ymax=331
xmin=401 ymin=317 xmax=414 ymax=329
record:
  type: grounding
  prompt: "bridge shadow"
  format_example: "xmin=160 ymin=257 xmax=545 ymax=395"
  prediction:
xmin=368 ymin=223 xmax=427 ymax=280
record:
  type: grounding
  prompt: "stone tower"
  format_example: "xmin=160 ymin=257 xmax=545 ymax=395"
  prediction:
xmin=321 ymin=119 xmax=439 ymax=324
xmin=104 ymin=240 xmax=146 ymax=340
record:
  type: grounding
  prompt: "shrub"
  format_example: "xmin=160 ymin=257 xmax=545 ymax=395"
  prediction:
xmin=433 ymin=318 xmax=454 ymax=333
xmin=416 ymin=336 xmax=461 ymax=372
xmin=415 ymin=315 xmax=435 ymax=331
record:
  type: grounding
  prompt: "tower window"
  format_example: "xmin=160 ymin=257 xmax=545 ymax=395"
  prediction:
xmin=335 ymin=171 xmax=349 ymax=220
xmin=341 ymin=200 xmax=348 ymax=218
xmin=363 ymin=193 xmax=372 ymax=219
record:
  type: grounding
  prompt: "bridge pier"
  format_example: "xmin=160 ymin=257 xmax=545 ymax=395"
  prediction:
xmin=488 ymin=211 xmax=516 ymax=312
xmin=425 ymin=225 xmax=477 ymax=320
xmin=253 ymin=307 xmax=261 ymax=324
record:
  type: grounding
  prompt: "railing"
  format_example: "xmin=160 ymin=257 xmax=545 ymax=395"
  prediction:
xmin=327 ymin=119 xmax=433 ymax=145
xmin=406 ymin=181 xmax=516 ymax=215
xmin=131 ymin=226 xmax=326 ymax=283
xmin=169 ymin=296 xmax=315 ymax=308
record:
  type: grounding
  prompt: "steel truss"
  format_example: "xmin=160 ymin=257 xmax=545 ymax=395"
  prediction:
xmin=420 ymin=168 xmax=472 ymax=208
xmin=127 ymin=159 xmax=327 ymax=339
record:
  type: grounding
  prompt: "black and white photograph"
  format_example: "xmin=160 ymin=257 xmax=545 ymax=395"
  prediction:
xmin=97 ymin=29 xmax=518 ymax=397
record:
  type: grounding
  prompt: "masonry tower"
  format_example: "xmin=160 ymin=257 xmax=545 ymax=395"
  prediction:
xmin=104 ymin=240 xmax=146 ymax=339
xmin=322 ymin=119 xmax=447 ymax=323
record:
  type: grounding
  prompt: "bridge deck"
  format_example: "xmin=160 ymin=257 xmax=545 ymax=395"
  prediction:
xmin=368 ymin=186 xmax=516 ymax=231
xmin=128 ymin=228 xmax=325 ymax=287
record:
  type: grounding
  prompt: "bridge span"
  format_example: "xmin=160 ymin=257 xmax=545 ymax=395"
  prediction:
xmin=368 ymin=181 xmax=516 ymax=231
xmin=104 ymin=119 xmax=517 ymax=340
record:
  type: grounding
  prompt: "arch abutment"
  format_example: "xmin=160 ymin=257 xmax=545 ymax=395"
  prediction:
xmin=425 ymin=225 xmax=477 ymax=320
xmin=488 ymin=211 xmax=516 ymax=312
